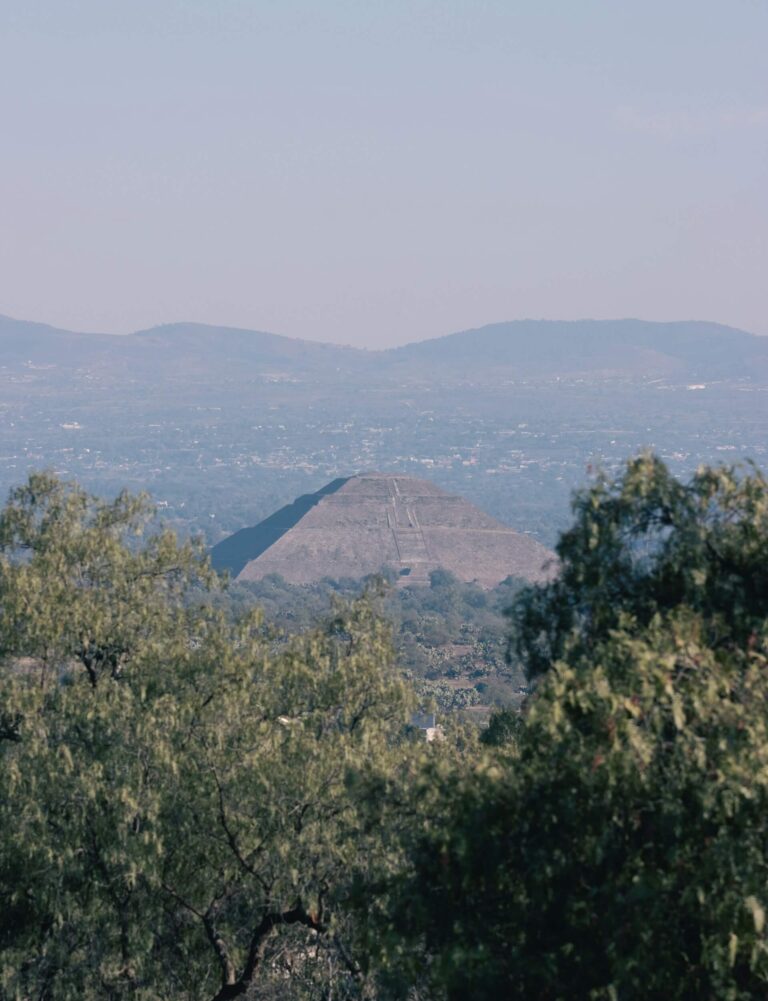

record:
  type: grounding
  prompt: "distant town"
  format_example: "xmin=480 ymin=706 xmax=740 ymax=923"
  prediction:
xmin=1 ymin=352 xmax=765 ymax=553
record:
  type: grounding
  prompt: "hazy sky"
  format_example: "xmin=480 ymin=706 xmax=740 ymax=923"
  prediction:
xmin=1 ymin=1 xmax=766 ymax=347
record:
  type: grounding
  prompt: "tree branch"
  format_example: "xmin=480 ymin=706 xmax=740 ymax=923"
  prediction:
xmin=208 ymin=903 xmax=324 ymax=1001
xmin=210 ymin=766 xmax=267 ymax=888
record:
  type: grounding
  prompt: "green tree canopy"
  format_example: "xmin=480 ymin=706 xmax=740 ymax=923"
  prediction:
xmin=512 ymin=453 xmax=768 ymax=678
xmin=0 ymin=472 xmax=211 ymax=688
xmin=373 ymin=456 xmax=768 ymax=1000
xmin=9 ymin=458 xmax=768 ymax=1000
xmin=0 ymin=474 xmax=412 ymax=1000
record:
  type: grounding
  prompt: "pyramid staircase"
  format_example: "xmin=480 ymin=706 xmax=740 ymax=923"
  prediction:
xmin=387 ymin=496 xmax=433 ymax=584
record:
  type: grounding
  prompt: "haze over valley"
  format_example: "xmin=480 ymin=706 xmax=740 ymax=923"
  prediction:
xmin=2 ymin=313 xmax=766 ymax=551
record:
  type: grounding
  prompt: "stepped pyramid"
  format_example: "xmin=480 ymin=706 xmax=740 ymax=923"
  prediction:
xmin=211 ymin=473 xmax=555 ymax=588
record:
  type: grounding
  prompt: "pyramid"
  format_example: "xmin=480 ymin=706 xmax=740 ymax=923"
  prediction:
xmin=211 ymin=473 xmax=555 ymax=588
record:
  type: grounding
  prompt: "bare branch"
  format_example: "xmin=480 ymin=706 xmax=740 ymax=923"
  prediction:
xmin=208 ymin=903 xmax=324 ymax=1001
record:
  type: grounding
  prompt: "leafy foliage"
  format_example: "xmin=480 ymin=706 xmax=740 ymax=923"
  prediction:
xmin=0 ymin=472 xmax=211 ymax=687
xmin=6 ymin=457 xmax=768 ymax=1000
xmin=512 ymin=452 xmax=768 ymax=678
xmin=0 ymin=474 xmax=412 ymax=1000
xmin=373 ymin=456 xmax=768 ymax=1000
xmin=221 ymin=570 xmax=527 ymax=712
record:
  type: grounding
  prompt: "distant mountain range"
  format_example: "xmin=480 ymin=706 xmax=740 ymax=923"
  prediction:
xmin=0 ymin=316 xmax=363 ymax=377
xmin=2 ymin=314 xmax=767 ymax=383
xmin=387 ymin=319 xmax=768 ymax=380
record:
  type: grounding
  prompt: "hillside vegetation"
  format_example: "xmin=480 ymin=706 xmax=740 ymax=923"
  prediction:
xmin=2 ymin=456 xmax=768 ymax=999
xmin=221 ymin=570 xmax=529 ymax=715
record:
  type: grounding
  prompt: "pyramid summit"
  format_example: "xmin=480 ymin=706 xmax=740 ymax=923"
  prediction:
xmin=211 ymin=473 xmax=554 ymax=588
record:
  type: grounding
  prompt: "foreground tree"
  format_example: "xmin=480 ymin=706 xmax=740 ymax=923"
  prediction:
xmin=372 ymin=456 xmax=768 ymax=1000
xmin=512 ymin=453 xmax=768 ymax=677
xmin=0 ymin=474 xmax=412 ymax=1000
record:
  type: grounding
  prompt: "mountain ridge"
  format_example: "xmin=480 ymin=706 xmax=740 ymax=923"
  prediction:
xmin=2 ymin=313 xmax=767 ymax=381
xmin=385 ymin=319 xmax=768 ymax=379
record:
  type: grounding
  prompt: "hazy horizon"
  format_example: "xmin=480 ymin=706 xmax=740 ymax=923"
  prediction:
xmin=2 ymin=311 xmax=767 ymax=350
xmin=2 ymin=1 xmax=766 ymax=348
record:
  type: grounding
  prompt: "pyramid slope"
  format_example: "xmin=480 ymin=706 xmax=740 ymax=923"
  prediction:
xmin=209 ymin=477 xmax=350 ymax=577
xmin=213 ymin=474 xmax=555 ymax=588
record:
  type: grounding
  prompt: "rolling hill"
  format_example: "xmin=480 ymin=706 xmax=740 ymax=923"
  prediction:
xmin=0 ymin=315 xmax=364 ymax=379
xmin=385 ymin=319 xmax=768 ymax=380
xmin=2 ymin=313 xmax=766 ymax=383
